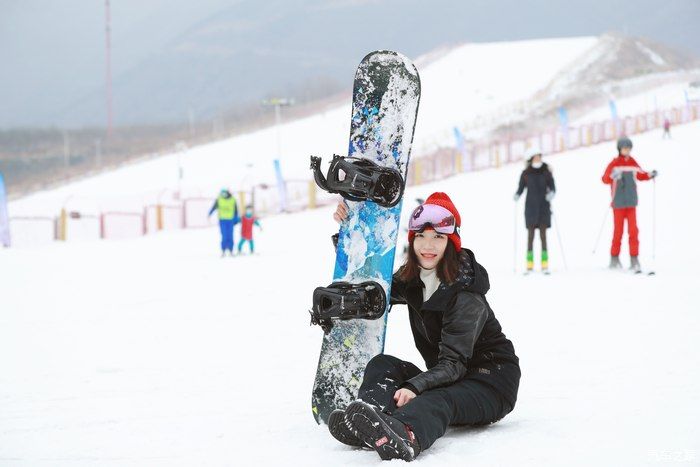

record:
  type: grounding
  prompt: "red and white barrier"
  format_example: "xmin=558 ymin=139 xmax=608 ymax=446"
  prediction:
xmin=9 ymin=102 xmax=700 ymax=247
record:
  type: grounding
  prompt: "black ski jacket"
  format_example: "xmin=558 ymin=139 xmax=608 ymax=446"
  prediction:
xmin=390 ymin=249 xmax=520 ymax=407
xmin=516 ymin=163 xmax=555 ymax=228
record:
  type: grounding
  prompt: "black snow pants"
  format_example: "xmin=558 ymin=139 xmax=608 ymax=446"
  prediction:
xmin=357 ymin=354 xmax=512 ymax=451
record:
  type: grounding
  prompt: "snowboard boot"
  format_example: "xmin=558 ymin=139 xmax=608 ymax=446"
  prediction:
xmin=630 ymin=256 xmax=642 ymax=273
xmin=541 ymin=250 xmax=549 ymax=273
xmin=526 ymin=250 xmax=534 ymax=272
xmin=328 ymin=409 xmax=367 ymax=448
xmin=609 ymin=255 xmax=622 ymax=269
xmin=345 ymin=400 xmax=421 ymax=462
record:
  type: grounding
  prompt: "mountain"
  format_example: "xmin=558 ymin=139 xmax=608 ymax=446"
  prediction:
xmin=1 ymin=0 xmax=699 ymax=128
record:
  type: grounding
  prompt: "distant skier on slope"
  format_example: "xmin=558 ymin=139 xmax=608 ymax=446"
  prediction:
xmin=328 ymin=192 xmax=520 ymax=462
xmin=601 ymin=137 xmax=657 ymax=272
xmin=208 ymin=188 xmax=239 ymax=257
xmin=513 ymin=147 xmax=556 ymax=273
xmin=663 ymin=118 xmax=671 ymax=139
xmin=237 ymin=206 xmax=261 ymax=255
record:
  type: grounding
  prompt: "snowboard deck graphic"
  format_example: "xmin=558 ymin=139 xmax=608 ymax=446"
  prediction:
xmin=311 ymin=51 xmax=421 ymax=425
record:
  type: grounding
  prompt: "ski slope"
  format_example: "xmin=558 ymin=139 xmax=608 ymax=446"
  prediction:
xmin=1 ymin=121 xmax=699 ymax=466
xmin=9 ymin=36 xmax=600 ymax=215
xmin=573 ymin=81 xmax=695 ymax=124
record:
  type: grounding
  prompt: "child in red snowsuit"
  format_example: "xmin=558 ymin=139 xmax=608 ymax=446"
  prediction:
xmin=238 ymin=207 xmax=261 ymax=254
xmin=601 ymin=137 xmax=657 ymax=271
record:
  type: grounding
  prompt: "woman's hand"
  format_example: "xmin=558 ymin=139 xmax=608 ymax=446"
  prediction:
xmin=394 ymin=388 xmax=416 ymax=408
xmin=333 ymin=201 xmax=349 ymax=223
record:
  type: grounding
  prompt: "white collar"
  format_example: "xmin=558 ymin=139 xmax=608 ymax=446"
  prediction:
xmin=419 ymin=267 xmax=441 ymax=302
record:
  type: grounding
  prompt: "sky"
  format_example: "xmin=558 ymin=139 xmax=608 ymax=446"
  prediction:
xmin=1 ymin=0 xmax=698 ymax=128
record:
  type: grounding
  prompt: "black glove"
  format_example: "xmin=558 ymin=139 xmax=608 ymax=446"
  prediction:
xmin=650 ymin=170 xmax=658 ymax=178
xmin=331 ymin=233 xmax=339 ymax=251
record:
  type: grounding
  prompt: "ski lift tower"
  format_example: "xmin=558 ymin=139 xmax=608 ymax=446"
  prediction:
xmin=261 ymin=97 xmax=294 ymax=158
xmin=261 ymin=98 xmax=294 ymax=213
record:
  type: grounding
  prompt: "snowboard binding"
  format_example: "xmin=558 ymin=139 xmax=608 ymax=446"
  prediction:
xmin=310 ymin=281 xmax=387 ymax=334
xmin=310 ymin=154 xmax=404 ymax=208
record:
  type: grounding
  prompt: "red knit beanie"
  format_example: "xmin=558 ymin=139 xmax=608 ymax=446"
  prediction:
xmin=408 ymin=192 xmax=462 ymax=251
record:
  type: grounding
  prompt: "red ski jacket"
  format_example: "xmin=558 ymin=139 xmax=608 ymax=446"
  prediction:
xmin=241 ymin=215 xmax=260 ymax=240
xmin=602 ymin=155 xmax=651 ymax=208
xmin=602 ymin=155 xmax=651 ymax=184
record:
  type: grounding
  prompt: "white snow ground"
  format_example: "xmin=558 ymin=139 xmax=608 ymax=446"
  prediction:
xmin=1 ymin=120 xmax=699 ymax=466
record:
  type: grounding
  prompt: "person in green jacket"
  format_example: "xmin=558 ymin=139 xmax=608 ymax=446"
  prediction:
xmin=208 ymin=188 xmax=239 ymax=256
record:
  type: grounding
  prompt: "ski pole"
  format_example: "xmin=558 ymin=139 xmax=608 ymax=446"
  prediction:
xmin=513 ymin=199 xmax=518 ymax=274
xmin=552 ymin=210 xmax=568 ymax=271
xmin=592 ymin=206 xmax=610 ymax=254
xmin=652 ymin=178 xmax=656 ymax=262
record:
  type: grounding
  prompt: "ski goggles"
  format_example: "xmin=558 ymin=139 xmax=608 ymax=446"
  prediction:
xmin=408 ymin=204 xmax=458 ymax=235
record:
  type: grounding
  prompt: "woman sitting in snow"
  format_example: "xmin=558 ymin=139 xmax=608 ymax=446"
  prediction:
xmin=328 ymin=192 xmax=521 ymax=461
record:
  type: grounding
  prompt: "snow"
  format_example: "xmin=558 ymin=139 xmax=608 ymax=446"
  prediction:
xmin=572 ymin=81 xmax=693 ymax=124
xmin=2 ymin=118 xmax=699 ymax=465
xmin=636 ymin=41 xmax=666 ymax=66
xmin=3 ymin=33 xmax=699 ymax=466
xmin=412 ymin=36 xmax=598 ymax=149
xmin=537 ymin=34 xmax=613 ymax=102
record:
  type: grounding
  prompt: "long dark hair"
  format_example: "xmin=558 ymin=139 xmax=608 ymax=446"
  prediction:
xmin=398 ymin=235 xmax=460 ymax=284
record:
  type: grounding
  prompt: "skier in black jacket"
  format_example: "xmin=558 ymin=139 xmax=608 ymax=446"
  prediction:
xmin=514 ymin=147 xmax=556 ymax=273
xmin=328 ymin=192 xmax=520 ymax=461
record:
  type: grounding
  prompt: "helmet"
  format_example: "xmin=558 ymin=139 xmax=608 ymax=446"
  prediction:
xmin=617 ymin=136 xmax=633 ymax=151
xmin=524 ymin=145 xmax=542 ymax=160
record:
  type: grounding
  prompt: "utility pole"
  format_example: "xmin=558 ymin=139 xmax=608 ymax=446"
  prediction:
xmin=175 ymin=141 xmax=187 ymax=199
xmin=188 ymin=107 xmax=195 ymax=139
xmin=63 ymin=131 xmax=70 ymax=167
xmin=95 ymin=138 xmax=102 ymax=168
xmin=261 ymin=98 xmax=294 ymax=213
xmin=105 ymin=0 xmax=113 ymax=137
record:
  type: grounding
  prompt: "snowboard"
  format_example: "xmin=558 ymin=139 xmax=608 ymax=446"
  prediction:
xmin=310 ymin=51 xmax=421 ymax=425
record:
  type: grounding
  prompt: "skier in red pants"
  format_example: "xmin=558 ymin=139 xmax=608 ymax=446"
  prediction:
xmin=601 ymin=137 xmax=657 ymax=272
